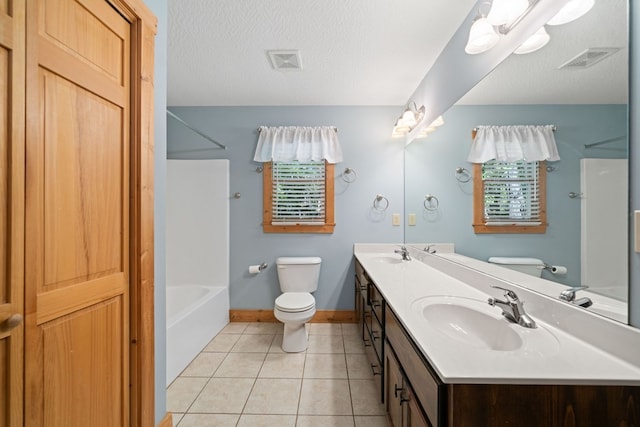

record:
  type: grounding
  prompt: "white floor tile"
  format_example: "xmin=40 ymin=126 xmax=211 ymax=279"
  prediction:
xmin=177 ymin=413 xmax=239 ymax=427
xmin=232 ymin=334 xmax=275 ymax=352
xmin=298 ymin=379 xmax=353 ymax=415
xmin=303 ymin=354 xmax=348 ymax=379
xmin=180 ymin=352 xmax=226 ymax=377
xmin=309 ymin=323 xmax=342 ymax=335
xmin=243 ymin=378 xmax=302 ymax=414
xmin=237 ymin=414 xmax=297 ymax=427
xmin=306 ymin=335 xmax=345 ymax=354
xmin=189 ymin=377 xmax=255 ymax=413
xmin=220 ymin=322 xmax=249 ymax=334
xmin=166 ymin=377 xmax=209 ymax=413
xmin=213 ymin=352 xmax=266 ymax=378
xmin=296 ymin=415 xmax=355 ymax=427
xmin=350 ymin=379 xmax=386 ymax=416
xmin=354 ymin=415 xmax=390 ymax=427
xmin=204 ymin=333 xmax=241 ymax=352
xmin=259 ymin=352 xmax=306 ymax=378
xmin=244 ymin=322 xmax=280 ymax=335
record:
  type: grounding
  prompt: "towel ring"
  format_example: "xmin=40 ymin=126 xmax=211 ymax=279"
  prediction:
xmin=424 ymin=194 xmax=439 ymax=211
xmin=373 ymin=194 xmax=389 ymax=211
xmin=342 ymin=167 xmax=357 ymax=183
xmin=455 ymin=167 xmax=471 ymax=183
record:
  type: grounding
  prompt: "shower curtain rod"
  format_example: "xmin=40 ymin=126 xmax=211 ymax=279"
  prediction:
xmin=584 ymin=135 xmax=626 ymax=149
xmin=167 ymin=110 xmax=227 ymax=150
xmin=257 ymin=126 xmax=338 ymax=133
xmin=472 ymin=125 xmax=556 ymax=132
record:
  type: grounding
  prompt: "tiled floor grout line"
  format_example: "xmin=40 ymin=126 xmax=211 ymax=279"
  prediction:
xmin=170 ymin=322 xmax=388 ymax=426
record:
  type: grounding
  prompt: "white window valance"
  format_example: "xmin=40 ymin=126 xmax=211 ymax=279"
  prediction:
xmin=467 ymin=125 xmax=560 ymax=163
xmin=253 ymin=126 xmax=343 ymax=164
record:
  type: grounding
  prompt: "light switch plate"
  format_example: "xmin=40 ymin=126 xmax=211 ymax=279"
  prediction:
xmin=635 ymin=211 xmax=640 ymax=253
xmin=392 ymin=213 xmax=401 ymax=226
xmin=408 ymin=213 xmax=416 ymax=226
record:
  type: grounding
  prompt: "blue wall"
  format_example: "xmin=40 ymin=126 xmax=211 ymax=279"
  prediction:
xmin=167 ymin=107 xmax=404 ymax=310
xmin=405 ymin=104 xmax=627 ymax=288
xmin=145 ymin=0 xmax=168 ymax=423
xmin=630 ymin=1 xmax=639 ymax=327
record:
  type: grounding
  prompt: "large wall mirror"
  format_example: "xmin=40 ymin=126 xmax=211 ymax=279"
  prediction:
xmin=404 ymin=0 xmax=629 ymax=323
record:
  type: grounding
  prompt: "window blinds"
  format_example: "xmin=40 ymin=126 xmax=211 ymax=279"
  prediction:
xmin=482 ymin=161 xmax=541 ymax=225
xmin=271 ymin=162 xmax=326 ymax=224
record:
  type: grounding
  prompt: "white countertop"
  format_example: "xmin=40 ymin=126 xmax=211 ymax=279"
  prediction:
xmin=354 ymin=243 xmax=640 ymax=385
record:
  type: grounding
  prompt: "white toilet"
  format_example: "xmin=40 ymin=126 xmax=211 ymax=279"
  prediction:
xmin=488 ymin=257 xmax=545 ymax=277
xmin=274 ymin=256 xmax=321 ymax=352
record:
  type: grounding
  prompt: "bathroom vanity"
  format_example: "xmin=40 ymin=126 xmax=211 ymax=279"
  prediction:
xmin=354 ymin=244 xmax=640 ymax=427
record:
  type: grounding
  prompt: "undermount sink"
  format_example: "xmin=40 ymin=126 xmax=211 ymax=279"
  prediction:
xmin=412 ymin=296 xmax=559 ymax=353
xmin=371 ymin=254 xmax=403 ymax=264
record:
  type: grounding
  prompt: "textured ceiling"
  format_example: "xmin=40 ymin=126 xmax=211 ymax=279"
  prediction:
xmin=168 ymin=0 xmax=476 ymax=106
xmin=168 ymin=0 xmax=628 ymax=107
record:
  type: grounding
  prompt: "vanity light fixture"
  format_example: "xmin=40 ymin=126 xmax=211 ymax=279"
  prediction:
xmin=392 ymin=102 xmax=425 ymax=137
xmin=513 ymin=26 xmax=550 ymax=54
xmin=546 ymin=0 xmax=594 ymax=26
xmin=465 ymin=0 xmax=593 ymax=56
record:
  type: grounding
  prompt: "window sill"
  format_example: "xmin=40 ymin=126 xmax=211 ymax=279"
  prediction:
xmin=262 ymin=223 xmax=336 ymax=234
xmin=473 ymin=224 xmax=547 ymax=234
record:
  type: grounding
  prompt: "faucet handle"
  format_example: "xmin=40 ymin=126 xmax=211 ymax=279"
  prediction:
xmin=491 ymin=285 xmax=519 ymax=301
xmin=559 ymin=286 xmax=589 ymax=301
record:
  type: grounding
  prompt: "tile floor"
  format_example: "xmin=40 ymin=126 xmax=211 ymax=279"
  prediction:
xmin=167 ymin=322 xmax=390 ymax=427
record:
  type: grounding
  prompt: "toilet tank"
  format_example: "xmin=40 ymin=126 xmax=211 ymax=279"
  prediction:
xmin=488 ymin=257 xmax=545 ymax=277
xmin=276 ymin=257 xmax=322 ymax=292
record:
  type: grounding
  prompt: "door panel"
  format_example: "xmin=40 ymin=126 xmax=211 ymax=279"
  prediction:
xmin=0 ymin=0 xmax=25 ymax=426
xmin=43 ymin=298 xmax=122 ymax=426
xmin=40 ymin=70 xmax=125 ymax=291
xmin=25 ymin=0 xmax=130 ymax=425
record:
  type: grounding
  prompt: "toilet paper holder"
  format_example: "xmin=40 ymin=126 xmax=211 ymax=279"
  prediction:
xmin=543 ymin=263 xmax=567 ymax=275
xmin=249 ymin=263 xmax=269 ymax=274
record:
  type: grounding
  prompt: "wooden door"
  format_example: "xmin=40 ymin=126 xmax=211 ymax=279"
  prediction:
xmin=25 ymin=0 xmax=132 ymax=425
xmin=0 ymin=1 xmax=25 ymax=426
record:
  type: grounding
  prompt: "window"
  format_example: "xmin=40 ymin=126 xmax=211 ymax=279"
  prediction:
xmin=262 ymin=161 xmax=335 ymax=233
xmin=473 ymin=160 xmax=547 ymax=234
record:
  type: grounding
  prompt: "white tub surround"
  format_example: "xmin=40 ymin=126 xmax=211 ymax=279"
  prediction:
xmin=166 ymin=285 xmax=229 ymax=385
xmin=354 ymin=244 xmax=640 ymax=385
xmin=166 ymin=160 xmax=231 ymax=385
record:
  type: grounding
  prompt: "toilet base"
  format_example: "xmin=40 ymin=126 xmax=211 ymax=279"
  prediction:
xmin=281 ymin=322 xmax=308 ymax=353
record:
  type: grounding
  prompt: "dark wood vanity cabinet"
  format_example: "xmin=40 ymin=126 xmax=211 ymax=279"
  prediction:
xmin=354 ymin=259 xmax=640 ymax=427
xmin=355 ymin=261 xmax=385 ymax=401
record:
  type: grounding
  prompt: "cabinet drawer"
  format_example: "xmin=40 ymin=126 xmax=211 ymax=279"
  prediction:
xmin=364 ymin=324 xmax=382 ymax=376
xmin=385 ymin=306 xmax=442 ymax=425
xmin=369 ymin=283 xmax=384 ymax=323
xmin=355 ymin=261 xmax=368 ymax=289
xmin=370 ymin=312 xmax=383 ymax=361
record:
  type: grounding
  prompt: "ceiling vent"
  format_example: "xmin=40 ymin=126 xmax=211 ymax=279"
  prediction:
xmin=267 ymin=50 xmax=303 ymax=71
xmin=558 ymin=47 xmax=622 ymax=70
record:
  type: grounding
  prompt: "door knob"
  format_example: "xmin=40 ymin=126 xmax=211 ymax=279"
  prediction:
xmin=1 ymin=313 xmax=23 ymax=333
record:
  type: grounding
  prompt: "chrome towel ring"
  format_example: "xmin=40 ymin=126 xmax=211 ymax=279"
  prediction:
xmin=373 ymin=194 xmax=389 ymax=211
xmin=424 ymin=194 xmax=439 ymax=211
xmin=455 ymin=167 xmax=471 ymax=183
xmin=342 ymin=167 xmax=357 ymax=183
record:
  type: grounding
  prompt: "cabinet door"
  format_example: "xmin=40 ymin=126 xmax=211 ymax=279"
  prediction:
xmin=385 ymin=342 xmax=403 ymax=427
xmin=405 ymin=386 xmax=431 ymax=427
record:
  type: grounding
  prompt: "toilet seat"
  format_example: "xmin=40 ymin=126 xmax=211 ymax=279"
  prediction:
xmin=275 ymin=292 xmax=315 ymax=313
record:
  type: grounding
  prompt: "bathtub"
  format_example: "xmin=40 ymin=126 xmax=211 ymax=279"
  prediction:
xmin=166 ymin=285 xmax=229 ymax=385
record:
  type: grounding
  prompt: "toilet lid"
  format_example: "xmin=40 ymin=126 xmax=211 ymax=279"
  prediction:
xmin=275 ymin=292 xmax=315 ymax=313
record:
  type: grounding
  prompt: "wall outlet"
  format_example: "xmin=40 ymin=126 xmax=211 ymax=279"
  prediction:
xmin=408 ymin=213 xmax=416 ymax=226
xmin=392 ymin=213 xmax=401 ymax=226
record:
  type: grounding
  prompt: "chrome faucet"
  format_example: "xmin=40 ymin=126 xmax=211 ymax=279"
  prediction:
xmin=559 ymin=286 xmax=588 ymax=302
xmin=488 ymin=286 xmax=537 ymax=329
xmin=394 ymin=246 xmax=411 ymax=261
xmin=559 ymin=286 xmax=592 ymax=308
